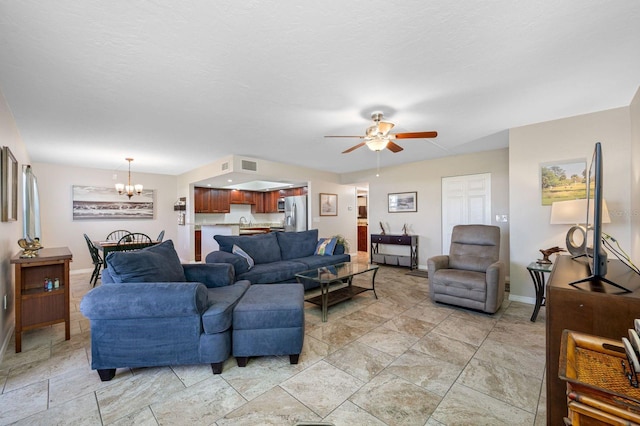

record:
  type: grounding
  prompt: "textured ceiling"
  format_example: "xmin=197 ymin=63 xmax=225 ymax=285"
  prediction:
xmin=1 ymin=1 xmax=639 ymax=176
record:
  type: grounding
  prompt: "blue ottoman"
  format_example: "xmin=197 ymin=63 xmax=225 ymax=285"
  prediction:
xmin=232 ymin=283 xmax=305 ymax=367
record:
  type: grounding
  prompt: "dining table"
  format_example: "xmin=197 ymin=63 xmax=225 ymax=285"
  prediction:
xmin=94 ymin=240 xmax=159 ymax=266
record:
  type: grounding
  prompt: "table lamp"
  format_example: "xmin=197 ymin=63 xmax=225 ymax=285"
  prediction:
xmin=549 ymin=199 xmax=611 ymax=256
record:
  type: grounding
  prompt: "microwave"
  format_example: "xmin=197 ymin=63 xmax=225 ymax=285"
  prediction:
xmin=277 ymin=198 xmax=285 ymax=212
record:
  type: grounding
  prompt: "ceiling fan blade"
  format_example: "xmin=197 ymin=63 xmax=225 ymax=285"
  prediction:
xmin=394 ymin=131 xmax=438 ymax=139
xmin=324 ymin=135 xmax=365 ymax=138
xmin=386 ymin=141 xmax=404 ymax=153
xmin=342 ymin=142 xmax=366 ymax=154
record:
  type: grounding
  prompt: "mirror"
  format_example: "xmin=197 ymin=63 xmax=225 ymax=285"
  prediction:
xmin=22 ymin=165 xmax=41 ymax=240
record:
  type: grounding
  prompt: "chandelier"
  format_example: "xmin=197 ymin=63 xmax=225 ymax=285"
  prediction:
xmin=115 ymin=158 xmax=143 ymax=199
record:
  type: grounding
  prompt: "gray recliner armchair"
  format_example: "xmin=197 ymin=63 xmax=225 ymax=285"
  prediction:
xmin=427 ymin=224 xmax=505 ymax=314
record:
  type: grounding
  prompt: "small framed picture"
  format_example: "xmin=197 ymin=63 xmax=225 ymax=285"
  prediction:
xmin=388 ymin=192 xmax=417 ymax=213
xmin=1 ymin=146 xmax=18 ymax=222
xmin=319 ymin=193 xmax=338 ymax=216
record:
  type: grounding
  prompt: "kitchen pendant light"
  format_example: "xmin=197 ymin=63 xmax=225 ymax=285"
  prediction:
xmin=115 ymin=158 xmax=143 ymax=199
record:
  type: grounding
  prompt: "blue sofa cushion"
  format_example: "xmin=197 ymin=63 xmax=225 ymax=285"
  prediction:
xmin=201 ymin=280 xmax=251 ymax=334
xmin=214 ymin=233 xmax=282 ymax=264
xmin=107 ymin=240 xmax=186 ymax=283
xmin=205 ymin=251 xmax=250 ymax=275
xmin=237 ymin=261 xmax=308 ymax=284
xmin=276 ymin=229 xmax=318 ymax=260
xmin=296 ymin=253 xmax=351 ymax=270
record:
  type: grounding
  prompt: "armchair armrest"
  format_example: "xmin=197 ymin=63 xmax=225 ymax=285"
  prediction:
xmin=427 ymin=255 xmax=450 ymax=273
xmin=80 ymin=282 xmax=208 ymax=320
xmin=485 ymin=261 xmax=506 ymax=313
xmin=183 ymin=263 xmax=235 ymax=288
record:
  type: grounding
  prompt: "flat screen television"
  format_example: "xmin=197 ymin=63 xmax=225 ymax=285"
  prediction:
xmin=570 ymin=142 xmax=630 ymax=292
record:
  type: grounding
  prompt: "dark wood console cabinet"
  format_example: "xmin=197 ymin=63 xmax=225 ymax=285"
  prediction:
xmin=370 ymin=234 xmax=418 ymax=270
xmin=11 ymin=247 xmax=72 ymax=352
xmin=546 ymin=255 xmax=640 ymax=424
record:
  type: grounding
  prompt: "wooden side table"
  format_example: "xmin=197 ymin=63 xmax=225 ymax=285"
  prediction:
xmin=10 ymin=247 xmax=72 ymax=352
xmin=526 ymin=261 xmax=553 ymax=322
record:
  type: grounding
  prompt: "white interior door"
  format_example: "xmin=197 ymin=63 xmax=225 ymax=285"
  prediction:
xmin=441 ymin=173 xmax=492 ymax=253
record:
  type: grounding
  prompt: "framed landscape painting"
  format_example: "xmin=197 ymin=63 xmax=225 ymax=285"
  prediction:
xmin=72 ymin=185 xmax=155 ymax=220
xmin=388 ymin=192 xmax=417 ymax=213
xmin=1 ymin=146 xmax=18 ymax=222
xmin=540 ymin=159 xmax=587 ymax=205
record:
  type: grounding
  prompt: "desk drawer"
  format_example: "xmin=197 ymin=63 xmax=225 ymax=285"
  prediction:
xmin=371 ymin=235 xmax=390 ymax=244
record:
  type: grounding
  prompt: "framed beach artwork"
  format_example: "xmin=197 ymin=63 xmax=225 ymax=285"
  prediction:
xmin=319 ymin=193 xmax=338 ymax=216
xmin=72 ymin=185 xmax=155 ymax=220
xmin=388 ymin=192 xmax=417 ymax=213
xmin=540 ymin=159 xmax=587 ymax=205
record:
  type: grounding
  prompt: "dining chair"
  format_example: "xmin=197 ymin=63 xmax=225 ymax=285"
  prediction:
xmin=116 ymin=232 xmax=153 ymax=251
xmin=83 ymin=234 xmax=104 ymax=287
xmin=106 ymin=229 xmax=131 ymax=242
xmin=157 ymin=230 xmax=165 ymax=242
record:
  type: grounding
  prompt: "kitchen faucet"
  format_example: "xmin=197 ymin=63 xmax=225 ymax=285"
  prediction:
xmin=239 ymin=216 xmax=247 ymax=226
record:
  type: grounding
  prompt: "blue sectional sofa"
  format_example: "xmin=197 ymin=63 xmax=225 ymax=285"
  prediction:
xmin=205 ymin=229 xmax=350 ymax=288
xmin=80 ymin=240 xmax=250 ymax=380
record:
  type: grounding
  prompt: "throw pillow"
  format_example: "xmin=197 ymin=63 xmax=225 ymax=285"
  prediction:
xmin=314 ymin=237 xmax=337 ymax=256
xmin=107 ymin=240 xmax=186 ymax=283
xmin=232 ymin=244 xmax=254 ymax=270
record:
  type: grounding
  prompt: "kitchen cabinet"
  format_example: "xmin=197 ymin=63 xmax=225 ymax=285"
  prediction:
xmin=195 ymin=230 xmax=202 ymax=261
xmin=229 ymin=190 xmax=255 ymax=205
xmin=264 ymin=191 xmax=280 ymax=213
xmin=211 ymin=189 xmax=230 ymax=213
xmin=357 ymin=225 xmax=368 ymax=252
xmin=194 ymin=187 xmax=212 ymax=213
xmin=253 ymin=192 xmax=265 ymax=213
xmin=11 ymin=247 xmax=72 ymax=352
xmin=280 ymin=187 xmax=307 ymax=198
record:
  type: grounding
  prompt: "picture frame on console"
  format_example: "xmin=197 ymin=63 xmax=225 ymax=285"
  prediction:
xmin=388 ymin=192 xmax=417 ymax=213
xmin=319 ymin=193 xmax=337 ymax=216
xmin=1 ymin=146 xmax=18 ymax=222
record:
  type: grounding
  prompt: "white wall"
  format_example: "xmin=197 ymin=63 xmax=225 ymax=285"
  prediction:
xmin=0 ymin=89 xmax=31 ymax=361
xmin=31 ymin=162 xmax=179 ymax=270
xmin=631 ymin=88 xmax=640 ymax=262
xmin=509 ymin=107 xmax=633 ymax=302
xmin=343 ymin=148 xmax=510 ymax=272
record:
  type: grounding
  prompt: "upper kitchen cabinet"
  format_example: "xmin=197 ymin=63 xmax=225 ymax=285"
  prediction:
xmin=229 ymin=190 xmax=255 ymax=205
xmin=279 ymin=187 xmax=307 ymax=198
xmin=211 ymin=189 xmax=230 ymax=213
xmin=194 ymin=187 xmax=230 ymax=213
xmin=194 ymin=187 xmax=212 ymax=213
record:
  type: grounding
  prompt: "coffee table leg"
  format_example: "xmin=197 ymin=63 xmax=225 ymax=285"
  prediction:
xmin=321 ymin=281 xmax=328 ymax=322
xmin=371 ymin=268 xmax=379 ymax=299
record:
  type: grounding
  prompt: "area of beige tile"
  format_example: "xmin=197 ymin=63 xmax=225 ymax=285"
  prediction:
xmin=280 ymin=360 xmax=364 ymax=417
xmin=349 ymin=372 xmax=441 ymax=425
xmin=431 ymin=383 xmax=536 ymax=425
xmin=0 ymin=267 xmax=550 ymax=425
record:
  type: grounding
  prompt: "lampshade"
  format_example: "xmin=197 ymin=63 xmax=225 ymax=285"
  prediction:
xmin=550 ymin=198 xmax=611 ymax=257
xmin=549 ymin=199 xmax=610 ymax=225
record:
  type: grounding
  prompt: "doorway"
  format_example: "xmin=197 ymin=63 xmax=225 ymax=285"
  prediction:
xmin=357 ymin=188 xmax=368 ymax=253
xmin=441 ymin=173 xmax=492 ymax=254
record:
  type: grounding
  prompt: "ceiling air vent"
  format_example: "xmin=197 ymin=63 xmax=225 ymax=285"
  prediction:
xmin=241 ymin=160 xmax=257 ymax=172
xmin=221 ymin=162 xmax=229 ymax=171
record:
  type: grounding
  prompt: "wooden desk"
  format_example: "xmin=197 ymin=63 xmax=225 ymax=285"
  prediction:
xmin=11 ymin=247 xmax=72 ymax=352
xmin=95 ymin=240 xmax=159 ymax=266
xmin=546 ymin=255 xmax=640 ymax=424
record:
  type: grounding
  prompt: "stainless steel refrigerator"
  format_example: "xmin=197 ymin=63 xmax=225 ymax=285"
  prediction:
xmin=284 ymin=195 xmax=307 ymax=232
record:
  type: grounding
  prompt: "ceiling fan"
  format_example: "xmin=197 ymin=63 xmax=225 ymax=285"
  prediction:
xmin=325 ymin=112 xmax=438 ymax=154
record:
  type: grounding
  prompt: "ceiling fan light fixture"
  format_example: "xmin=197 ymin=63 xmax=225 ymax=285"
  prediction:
xmin=366 ymin=138 xmax=389 ymax=151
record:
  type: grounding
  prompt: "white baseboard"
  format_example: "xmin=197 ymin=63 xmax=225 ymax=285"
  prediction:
xmin=0 ymin=323 xmax=15 ymax=365
xmin=508 ymin=294 xmax=535 ymax=305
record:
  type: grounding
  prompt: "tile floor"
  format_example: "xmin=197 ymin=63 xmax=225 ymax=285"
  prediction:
xmin=0 ymin=261 xmax=547 ymax=425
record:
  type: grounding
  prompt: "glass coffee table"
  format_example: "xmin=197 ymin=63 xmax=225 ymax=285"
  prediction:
xmin=295 ymin=262 xmax=379 ymax=322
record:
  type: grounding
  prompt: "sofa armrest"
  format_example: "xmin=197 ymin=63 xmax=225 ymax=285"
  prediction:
xmin=183 ymin=263 xmax=235 ymax=288
xmin=80 ymin=282 xmax=208 ymax=320
xmin=205 ymin=251 xmax=250 ymax=275
xmin=427 ymin=255 xmax=450 ymax=274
